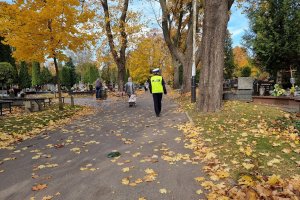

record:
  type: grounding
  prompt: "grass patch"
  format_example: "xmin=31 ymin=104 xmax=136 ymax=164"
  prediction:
xmin=179 ymin=97 xmax=300 ymax=180
xmin=0 ymin=105 xmax=82 ymax=135
xmin=0 ymin=105 xmax=85 ymax=148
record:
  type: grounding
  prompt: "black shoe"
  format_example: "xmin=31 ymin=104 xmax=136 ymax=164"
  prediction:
xmin=156 ymin=114 xmax=160 ymax=117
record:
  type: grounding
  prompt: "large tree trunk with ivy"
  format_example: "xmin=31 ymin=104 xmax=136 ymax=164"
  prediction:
xmin=197 ymin=0 xmax=233 ymax=112
xmin=101 ymin=0 xmax=128 ymax=92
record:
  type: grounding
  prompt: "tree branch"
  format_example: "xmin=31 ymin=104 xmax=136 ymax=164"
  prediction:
xmin=100 ymin=0 xmax=120 ymax=64
xmin=159 ymin=0 xmax=185 ymax=65
xmin=119 ymin=0 xmax=129 ymax=61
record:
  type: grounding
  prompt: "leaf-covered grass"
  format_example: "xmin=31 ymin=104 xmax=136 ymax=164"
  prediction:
xmin=180 ymin=97 xmax=300 ymax=179
xmin=0 ymin=105 xmax=82 ymax=135
xmin=0 ymin=105 xmax=89 ymax=149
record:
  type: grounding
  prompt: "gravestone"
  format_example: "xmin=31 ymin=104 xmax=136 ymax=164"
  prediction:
xmin=238 ymin=77 xmax=254 ymax=90
xmin=253 ymin=81 xmax=275 ymax=96
xmin=223 ymin=78 xmax=254 ymax=100
xmin=236 ymin=77 xmax=254 ymax=100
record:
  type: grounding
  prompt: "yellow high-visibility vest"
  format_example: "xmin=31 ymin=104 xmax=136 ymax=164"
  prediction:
xmin=151 ymin=75 xmax=163 ymax=93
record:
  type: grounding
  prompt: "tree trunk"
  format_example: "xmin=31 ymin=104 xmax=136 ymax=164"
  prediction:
xmin=101 ymin=0 xmax=128 ymax=92
xmin=117 ymin=62 xmax=125 ymax=92
xmin=197 ymin=0 xmax=230 ymax=112
xmin=182 ymin=59 xmax=192 ymax=93
xmin=53 ymin=57 xmax=63 ymax=110
xmin=172 ymin=58 xmax=180 ymax=89
xmin=159 ymin=0 xmax=202 ymax=94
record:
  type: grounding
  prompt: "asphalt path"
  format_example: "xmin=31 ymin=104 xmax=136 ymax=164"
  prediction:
xmin=0 ymin=92 xmax=205 ymax=200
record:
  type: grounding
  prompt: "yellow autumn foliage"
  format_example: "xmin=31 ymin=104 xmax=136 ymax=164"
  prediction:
xmin=127 ymin=36 xmax=173 ymax=83
xmin=0 ymin=0 xmax=95 ymax=62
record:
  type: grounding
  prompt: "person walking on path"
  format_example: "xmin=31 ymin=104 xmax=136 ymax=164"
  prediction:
xmin=144 ymin=80 xmax=149 ymax=92
xmin=149 ymin=68 xmax=167 ymax=117
xmin=125 ymin=77 xmax=135 ymax=98
xmin=95 ymin=78 xmax=102 ymax=100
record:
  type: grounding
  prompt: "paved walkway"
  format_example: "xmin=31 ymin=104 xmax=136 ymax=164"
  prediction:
xmin=0 ymin=92 xmax=205 ymax=200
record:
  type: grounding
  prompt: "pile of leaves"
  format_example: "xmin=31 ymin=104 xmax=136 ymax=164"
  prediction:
xmin=178 ymin=98 xmax=300 ymax=199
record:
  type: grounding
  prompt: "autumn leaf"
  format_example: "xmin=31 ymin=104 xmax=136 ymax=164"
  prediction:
xmin=216 ymin=171 xmax=230 ymax=179
xmin=159 ymin=188 xmax=167 ymax=194
xmin=196 ymin=189 xmax=203 ymax=194
xmin=242 ymin=163 xmax=255 ymax=170
xmin=121 ymin=177 xmax=130 ymax=185
xmin=144 ymin=168 xmax=155 ymax=174
xmin=267 ymin=158 xmax=281 ymax=166
xmin=201 ymin=181 xmax=214 ymax=190
xmin=42 ymin=196 xmax=53 ymax=200
xmin=122 ymin=167 xmax=130 ymax=172
xmin=238 ymin=175 xmax=255 ymax=186
xmin=267 ymin=174 xmax=281 ymax=186
xmin=32 ymin=184 xmax=47 ymax=191
xmin=194 ymin=177 xmax=205 ymax=182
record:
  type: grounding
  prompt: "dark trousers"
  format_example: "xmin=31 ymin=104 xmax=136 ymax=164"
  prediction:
xmin=152 ymin=93 xmax=163 ymax=116
xmin=96 ymin=87 xmax=101 ymax=99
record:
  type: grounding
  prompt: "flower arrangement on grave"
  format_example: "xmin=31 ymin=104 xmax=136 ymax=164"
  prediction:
xmin=272 ymin=84 xmax=285 ymax=96
xmin=290 ymin=86 xmax=295 ymax=96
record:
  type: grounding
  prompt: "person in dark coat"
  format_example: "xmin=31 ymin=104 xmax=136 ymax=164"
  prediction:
xmin=95 ymin=78 xmax=102 ymax=99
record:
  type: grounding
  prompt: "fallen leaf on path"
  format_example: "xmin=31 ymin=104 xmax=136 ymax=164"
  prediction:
xmin=196 ymin=189 xmax=203 ymax=194
xmin=144 ymin=168 xmax=155 ymax=174
xmin=135 ymin=178 xmax=143 ymax=184
xmin=70 ymin=147 xmax=81 ymax=154
xmin=201 ymin=181 xmax=214 ymax=190
xmin=54 ymin=144 xmax=64 ymax=149
xmin=32 ymin=155 xmax=41 ymax=159
xmin=132 ymin=152 xmax=141 ymax=157
xmin=194 ymin=177 xmax=205 ymax=182
xmin=42 ymin=196 xmax=53 ymax=200
xmin=32 ymin=184 xmax=47 ymax=191
xmin=3 ymin=157 xmax=16 ymax=161
xmin=121 ymin=177 xmax=130 ymax=185
xmin=122 ymin=167 xmax=130 ymax=172
xmin=159 ymin=188 xmax=167 ymax=194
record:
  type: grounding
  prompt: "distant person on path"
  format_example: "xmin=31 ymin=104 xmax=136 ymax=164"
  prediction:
xmin=149 ymin=68 xmax=167 ymax=117
xmin=125 ymin=77 xmax=135 ymax=98
xmin=95 ymin=78 xmax=102 ymax=100
xmin=144 ymin=80 xmax=149 ymax=92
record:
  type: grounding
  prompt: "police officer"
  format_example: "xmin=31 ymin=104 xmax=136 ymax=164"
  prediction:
xmin=149 ymin=68 xmax=167 ymax=117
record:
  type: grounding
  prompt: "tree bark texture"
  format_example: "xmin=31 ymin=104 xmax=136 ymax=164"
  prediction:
xmin=101 ymin=0 xmax=128 ymax=91
xmin=182 ymin=58 xmax=192 ymax=93
xmin=197 ymin=0 xmax=231 ymax=112
xmin=172 ymin=58 xmax=180 ymax=89
xmin=53 ymin=57 xmax=63 ymax=110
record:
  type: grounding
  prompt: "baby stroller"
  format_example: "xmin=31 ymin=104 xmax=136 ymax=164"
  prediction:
xmin=128 ymin=94 xmax=136 ymax=107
